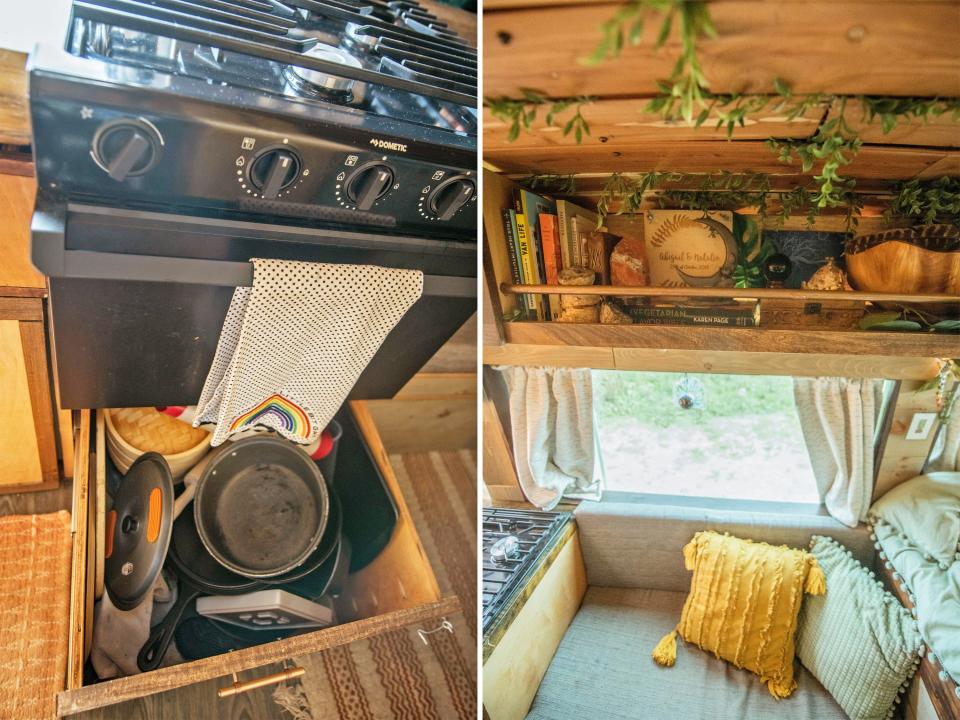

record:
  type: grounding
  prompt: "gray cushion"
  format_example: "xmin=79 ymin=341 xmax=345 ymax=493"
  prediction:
xmin=525 ymin=586 xmax=846 ymax=720
xmin=574 ymin=497 xmax=874 ymax=592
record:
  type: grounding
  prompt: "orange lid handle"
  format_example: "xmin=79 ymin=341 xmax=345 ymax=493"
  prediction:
xmin=146 ymin=488 xmax=163 ymax=543
xmin=105 ymin=510 xmax=117 ymax=559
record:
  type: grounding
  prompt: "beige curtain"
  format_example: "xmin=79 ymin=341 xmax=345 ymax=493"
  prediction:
xmin=496 ymin=366 xmax=603 ymax=510
xmin=926 ymin=409 xmax=960 ymax=472
xmin=793 ymin=377 xmax=884 ymax=527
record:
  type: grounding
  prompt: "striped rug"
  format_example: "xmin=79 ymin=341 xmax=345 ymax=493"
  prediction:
xmin=295 ymin=449 xmax=477 ymax=719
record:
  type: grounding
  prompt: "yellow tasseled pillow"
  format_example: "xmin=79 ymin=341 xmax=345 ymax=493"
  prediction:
xmin=652 ymin=531 xmax=826 ymax=699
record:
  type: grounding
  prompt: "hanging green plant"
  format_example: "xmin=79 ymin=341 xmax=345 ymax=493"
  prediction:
xmin=593 ymin=170 xmax=867 ymax=230
xmin=517 ymin=173 xmax=578 ymax=195
xmin=886 ymin=177 xmax=960 ymax=226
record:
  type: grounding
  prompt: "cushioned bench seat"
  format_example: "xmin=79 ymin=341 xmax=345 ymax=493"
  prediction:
xmin=526 ymin=586 xmax=846 ymax=720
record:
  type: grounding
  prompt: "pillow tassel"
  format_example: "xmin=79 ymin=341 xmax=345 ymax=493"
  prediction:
xmin=804 ymin=559 xmax=826 ymax=595
xmin=652 ymin=628 xmax=678 ymax=667
xmin=767 ymin=676 xmax=797 ymax=699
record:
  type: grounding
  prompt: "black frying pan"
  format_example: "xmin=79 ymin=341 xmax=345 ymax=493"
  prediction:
xmin=138 ymin=492 xmax=344 ymax=670
xmin=194 ymin=436 xmax=330 ymax=578
xmin=138 ymin=512 xmax=269 ymax=671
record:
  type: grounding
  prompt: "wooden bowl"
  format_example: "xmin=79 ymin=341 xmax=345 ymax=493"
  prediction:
xmin=105 ymin=408 xmax=211 ymax=478
xmin=845 ymin=225 xmax=960 ymax=297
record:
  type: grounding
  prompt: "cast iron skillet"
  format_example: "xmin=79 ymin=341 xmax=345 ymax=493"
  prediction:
xmin=138 ymin=494 xmax=342 ymax=671
xmin=194 ymin=436 xmax=330 ymax=578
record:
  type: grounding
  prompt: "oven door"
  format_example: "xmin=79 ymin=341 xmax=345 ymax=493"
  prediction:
xmin=33 ymin=200 xmax=476 ymax=408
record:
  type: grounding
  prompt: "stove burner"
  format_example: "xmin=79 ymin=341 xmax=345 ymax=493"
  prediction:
xmin=490 ymin=536 xmax=520 ymax=565
xmin=482 ymin=508 xmax=569 ymax=636
xmin=285 ymin=43 xmax=367 ymax=104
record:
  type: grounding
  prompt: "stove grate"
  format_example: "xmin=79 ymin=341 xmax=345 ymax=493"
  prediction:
xmin=70 ymin=0 xmax=476 ymax=104
xmin=482 ymin=507 xmax=569 ymax=635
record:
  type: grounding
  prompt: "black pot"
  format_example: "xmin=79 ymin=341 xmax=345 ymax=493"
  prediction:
xmin=193 ymin=436 xmax=329 ymax=578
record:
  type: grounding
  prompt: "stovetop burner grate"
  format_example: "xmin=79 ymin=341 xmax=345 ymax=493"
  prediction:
xmin=69 ymin=0 xmax=476 ymax=107
xmin=482 ymin=507 xmax=569 ymax=635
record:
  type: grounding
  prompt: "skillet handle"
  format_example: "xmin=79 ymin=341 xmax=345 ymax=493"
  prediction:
xmin=137 ymin=587 xmax=200 ymax=672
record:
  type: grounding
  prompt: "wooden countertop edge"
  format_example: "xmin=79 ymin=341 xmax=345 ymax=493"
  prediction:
xmin=0 ymin=49 xmax=30 ymax=148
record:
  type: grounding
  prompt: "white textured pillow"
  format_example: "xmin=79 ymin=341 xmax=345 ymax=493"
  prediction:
xmin=797 ymin=536 xmax=922 ymax=720
xmin=869 ymin=472 xmax=960 ymax=568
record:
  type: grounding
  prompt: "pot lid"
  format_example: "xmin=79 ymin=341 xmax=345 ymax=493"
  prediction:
xmin=105 ymin=452 xmax=174 ymax=610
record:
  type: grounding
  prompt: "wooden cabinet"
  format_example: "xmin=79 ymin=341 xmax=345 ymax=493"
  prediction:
xmin=0 ymin=290 xmax=59 ymax=491
xmin=59 ymin=403 xmax=460 ymax=717
xmin=0 ymin=169 xmax=72 ymax=490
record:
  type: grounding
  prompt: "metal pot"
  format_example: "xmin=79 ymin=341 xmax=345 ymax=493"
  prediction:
xmin=193 ymin=436 xmax=329 ymax=578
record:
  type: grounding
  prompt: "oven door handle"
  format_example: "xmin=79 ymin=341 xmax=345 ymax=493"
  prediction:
xmin=32 ymin=207 xmax=475 ymax=298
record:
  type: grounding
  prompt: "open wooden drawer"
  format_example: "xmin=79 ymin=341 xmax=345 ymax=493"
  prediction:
xmin=59 ymin=401 xmax=459 ymax=717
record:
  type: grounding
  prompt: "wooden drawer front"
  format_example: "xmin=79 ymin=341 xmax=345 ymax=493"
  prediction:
xmin=60 ymin=402 xmax=451 ymax=716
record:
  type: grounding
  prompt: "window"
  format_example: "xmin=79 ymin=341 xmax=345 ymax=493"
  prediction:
xmin=593 ymin=370 xmax=820 ymax=504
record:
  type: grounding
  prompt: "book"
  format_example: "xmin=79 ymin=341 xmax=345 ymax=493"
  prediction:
xmin=516 ymin=189 xmax=557 ymax=319
xmin=515 ymin=212 xmax=544 ymax=320
xmin=538 ymin=213 xmax=562 ymax=285
xmin=556 ymin=200 xmax=599 ymax=269
xmin=626 ymin=301 xmax=761 ymax=327
xmin=501 ymin=208 xmax=528 ymax=319
xmin=539 ymin=213 xmax=563 ymax=320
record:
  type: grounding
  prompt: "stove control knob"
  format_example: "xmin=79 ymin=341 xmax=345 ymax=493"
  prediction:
xmin=249 ymin=148 xmax=302 ymax=199
xmin=91 ymin=118 xmax=163 ymax=182
xmin=427 ymin=176 xmax=475 ymax=221
xmin=344 ymin=162 xmax=395 ymax=211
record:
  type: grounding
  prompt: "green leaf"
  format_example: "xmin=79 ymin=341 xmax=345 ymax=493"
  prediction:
xmin=654 ymin=14 xmax=673 ymax=48
xmin=864 ymin=320 xmax=924 ymax=332
xmin=931 ymin=320 xmax=960 ymax=332
xmin=772 ymin=77 xmax=791 ymax=97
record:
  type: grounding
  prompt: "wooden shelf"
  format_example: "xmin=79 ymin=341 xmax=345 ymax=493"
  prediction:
xmin=504 ymin=322 xmax=958 ymax=357
xmin=482 ymin=322 xmax=952 ymax=380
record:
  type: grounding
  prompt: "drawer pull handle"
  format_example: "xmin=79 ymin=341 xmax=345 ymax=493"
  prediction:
xmin=417 ymin=617 xmax=454 ymax=645
xmin=218 ymin=666 xmax=306 ymax=698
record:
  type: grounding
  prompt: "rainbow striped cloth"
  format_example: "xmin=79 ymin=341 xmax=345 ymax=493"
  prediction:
xmin=195 ymin=259 xmax=423 ymax=446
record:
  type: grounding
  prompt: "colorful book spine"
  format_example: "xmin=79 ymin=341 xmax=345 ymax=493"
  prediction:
xmin=538 ymin=213 xmax=562 ymax=284
xmin=501 ymin=208 xmax=527 ymax=319
xmin=515 ymin=213 xmax=544 ymax=320
xmin=539 ymin=213 xmax=562 ymax=320
xmin=517 ymin=192 xmax=550 ymax=319
xmin=556 ymin=201 xmax=577 ymax=268
xmin=627 ymin=303 xmax=760 ymax=327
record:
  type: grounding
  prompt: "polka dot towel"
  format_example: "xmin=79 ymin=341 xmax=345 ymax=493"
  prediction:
xmin=195 ymin=259 xmax=423 ymax=446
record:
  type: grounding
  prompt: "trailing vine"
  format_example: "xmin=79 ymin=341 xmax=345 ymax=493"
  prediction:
xmin=590 ymin=171 xmax=960 ymax=232
xmin=582 ymin=0 xmax=716 ymax=125
xmin=485 ymin=91 xmax=593 ymax=143
xmin=517 ymin=173 xmax=578 ymax=195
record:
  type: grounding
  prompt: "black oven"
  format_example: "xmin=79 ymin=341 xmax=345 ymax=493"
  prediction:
xmin=33 ymin=198 xmax=475 ymax=408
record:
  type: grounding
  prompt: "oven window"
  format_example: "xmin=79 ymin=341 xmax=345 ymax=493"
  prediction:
xmin=593 ymin=370 xmax=819 ymax=504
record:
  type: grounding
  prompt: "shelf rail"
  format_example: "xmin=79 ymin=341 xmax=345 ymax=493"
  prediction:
xmin=500 ymin=283 xmax=960 ymax=305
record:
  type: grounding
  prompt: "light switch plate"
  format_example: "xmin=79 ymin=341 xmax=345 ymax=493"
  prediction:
xmin=906 ymin=412 xmax=937 ymax=441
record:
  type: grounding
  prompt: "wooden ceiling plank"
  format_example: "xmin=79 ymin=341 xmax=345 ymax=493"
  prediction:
xmin=483 ymin=99 xmax=824 ymax=150
xmin=485 ymin=142 xmax=958 ymax=177
xmin=484 ymin=2 xmax=960 ymax=99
